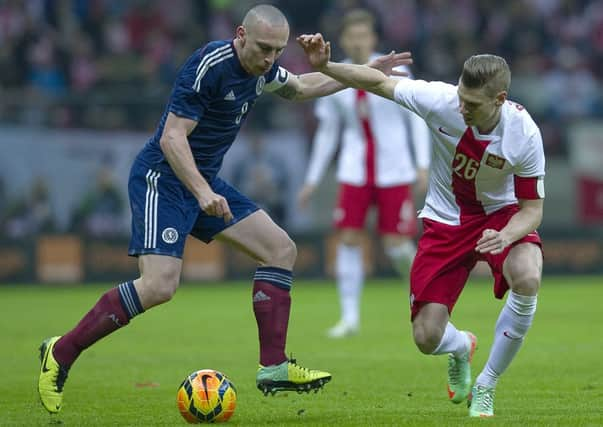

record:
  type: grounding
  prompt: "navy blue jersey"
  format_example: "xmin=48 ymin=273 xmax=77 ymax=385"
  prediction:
xmin=139 ymin=39 xmax=290 ymax=180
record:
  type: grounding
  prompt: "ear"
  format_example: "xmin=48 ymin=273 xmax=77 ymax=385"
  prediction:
xmin=235 ymin=25 xmax=246 ymax=43
xmin=495 ymin=91 xmax=507 ymax=107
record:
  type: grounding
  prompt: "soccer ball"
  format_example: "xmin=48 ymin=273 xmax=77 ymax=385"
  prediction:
xmin=176 ymin=369 xmax=237 ymax=423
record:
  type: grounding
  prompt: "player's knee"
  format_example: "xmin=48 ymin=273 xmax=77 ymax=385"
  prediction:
xmin=508 ymin=265 xmax=541 ymax=296
xmin=506 ymin=244 xmax=542 ymax=295
xmin=279 ymin=235 xmax=297 ymax=266
xmin=140 ymin=270 xmax=180 ymax=306
xmin=267 ymin=233 xmax=297 ymax=268
xmin=153 ymin=284 xmax=178 ymax=304
xmin=412 ymin=323 xmax=442 ymax=354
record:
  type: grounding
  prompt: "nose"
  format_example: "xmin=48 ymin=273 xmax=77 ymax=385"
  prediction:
xmin=264 ymin=54 xmax=275 ymax=65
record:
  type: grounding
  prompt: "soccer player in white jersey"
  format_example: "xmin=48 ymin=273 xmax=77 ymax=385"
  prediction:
xmin=297 ymin=10 xmax=430 ymax=338
xmin=298 ymin=34 xmax=545 ymax=418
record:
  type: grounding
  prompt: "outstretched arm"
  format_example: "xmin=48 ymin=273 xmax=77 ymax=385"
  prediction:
xmin=297 ymin=33 xmax=405 ymax=101
xmin=273 ymin=72 xmax=344 ymax=101
xmin=321 ymin=62 xmax=399 ymax=100
xmin=273 ymin=38 xmax=412 ymax=101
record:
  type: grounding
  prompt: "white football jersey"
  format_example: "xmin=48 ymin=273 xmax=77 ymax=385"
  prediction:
xmin=304 ymin=59 xmax=430 ymax=187
xmin=393 ymin=79 xmax=545 ymax=225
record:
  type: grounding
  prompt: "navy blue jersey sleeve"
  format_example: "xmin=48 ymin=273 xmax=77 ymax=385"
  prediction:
xmin=169 ymin=50 xmax=216 ymax=122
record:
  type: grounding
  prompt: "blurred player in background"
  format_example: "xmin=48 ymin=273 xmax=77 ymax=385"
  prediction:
xmin=298 ymin=9 xmax=430 ymax=339
xmin=300 ymin=34 xmax=544 ymax=417
xmin=37 ymin=4 xmax=412 ymax=414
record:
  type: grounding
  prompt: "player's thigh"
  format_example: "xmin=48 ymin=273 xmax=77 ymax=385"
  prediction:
xmin=215 ymin=209 xmax=295 ymax=268
xmin=375 ymin=185 xmax=417 ymax=236
xmin=502 ymin=242 xmax=542 ymax=295
xmin=334 ymin=183 xmax=373 ymax=230
xmin=190 ymin=177 xmax=260 ymax=244
xmin=128 ymin=162 xmax=198 ymax=258
xmin=410 ymin=219 xmax=477 ymax=319
xmin=479 ymin=206 xmax=543 ymax=298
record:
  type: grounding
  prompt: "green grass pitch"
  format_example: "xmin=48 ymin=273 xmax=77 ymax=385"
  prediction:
xmin=1 ymin=276 xmax=602 ymax=426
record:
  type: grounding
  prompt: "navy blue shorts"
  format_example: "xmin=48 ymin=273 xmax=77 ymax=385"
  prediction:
xmin=128 ymin=157 xmax=259 ymax=258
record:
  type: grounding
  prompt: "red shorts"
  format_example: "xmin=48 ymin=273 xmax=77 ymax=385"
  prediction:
xmin=333 ymin=183 xmax=417 ymax=236
xmin=409 ymin=204 xmax=542 ymax=319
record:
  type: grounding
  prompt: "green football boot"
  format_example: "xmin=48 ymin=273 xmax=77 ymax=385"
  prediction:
xmin=256 ymin=358 xmax=332 ymax=396
xmin=468 ymin=384 xmax=495 ymax=417
xmin=447 ymin=331 xmax=477 ymax=404
xmin=38 ymin=336 xmax=69 ymax=413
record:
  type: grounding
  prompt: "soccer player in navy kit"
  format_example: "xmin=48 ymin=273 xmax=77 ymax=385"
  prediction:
xmin=38 ymin=4 xmax=412 ymax=413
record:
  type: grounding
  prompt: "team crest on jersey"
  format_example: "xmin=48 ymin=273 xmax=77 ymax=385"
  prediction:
xmin=256 ymin=76 xmax=265 ymax=95
xmin=485 ymin=154 xmax=506 ymax=169
xmin=162 ymin=227 xmax=179 ymax=244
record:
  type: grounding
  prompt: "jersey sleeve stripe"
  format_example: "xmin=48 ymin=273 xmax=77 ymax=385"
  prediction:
xmin=195 ymin=44 xmax=231 ymax=76
xmin=193 ymin=46 xmax=233 ymax=92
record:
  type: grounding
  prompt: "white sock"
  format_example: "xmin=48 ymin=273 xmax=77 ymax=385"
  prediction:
xmin=385 ymin=240 xmax=416 ymax=277
xmin=335 ymin=243 xmax=364 ymax=327
xmin=432 ymin=322 xmax=470 ymax=357
xmin=476 ymin=291 xmax=537 ymax=388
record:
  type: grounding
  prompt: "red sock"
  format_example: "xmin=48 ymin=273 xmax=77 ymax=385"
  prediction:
xmin=252 ymin=280 xmax=291 ymax=366
xmin=53 ymin=287 xmax=130 ymax=368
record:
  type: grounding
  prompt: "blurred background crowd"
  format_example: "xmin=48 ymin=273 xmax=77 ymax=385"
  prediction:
xmin=0 ymin=0 xmax=602 ymax=275
xmin=2 ymin=0 xmax=602 ymax=148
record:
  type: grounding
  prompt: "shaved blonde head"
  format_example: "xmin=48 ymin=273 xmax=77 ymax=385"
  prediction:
xmin=234 ymin=4 xmax=289 ymax=76
xmin=242 ymin=4 xmax=289 ymax=33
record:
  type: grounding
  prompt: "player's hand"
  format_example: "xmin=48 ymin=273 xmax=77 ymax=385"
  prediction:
xmin=367 ymin=51 xmax=413 ymax=77
xmin=475 ymin=228 xmax=510 ymax=255
xmin=297 ymin=184 xmax=316 ymax=209
xmin=199 ymin=191 xmax=234 ymax=223
xmin=297 ymin=33 xmax=331 ymax=70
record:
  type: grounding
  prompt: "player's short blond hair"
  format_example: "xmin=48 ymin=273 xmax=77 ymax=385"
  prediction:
xmin=461 ymin=54 xmax=511 ymax=96
xmin=340 ymin=9 xmax=376 ymax=34
xmin=243 ymin=4 xmax=288 ymax=30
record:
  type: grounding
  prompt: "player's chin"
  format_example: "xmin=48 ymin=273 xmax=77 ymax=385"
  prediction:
xmin=249 ymin=65 xmax=268 ymax=76
xmin=258 ymin=64 xmax=272 ymax=75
